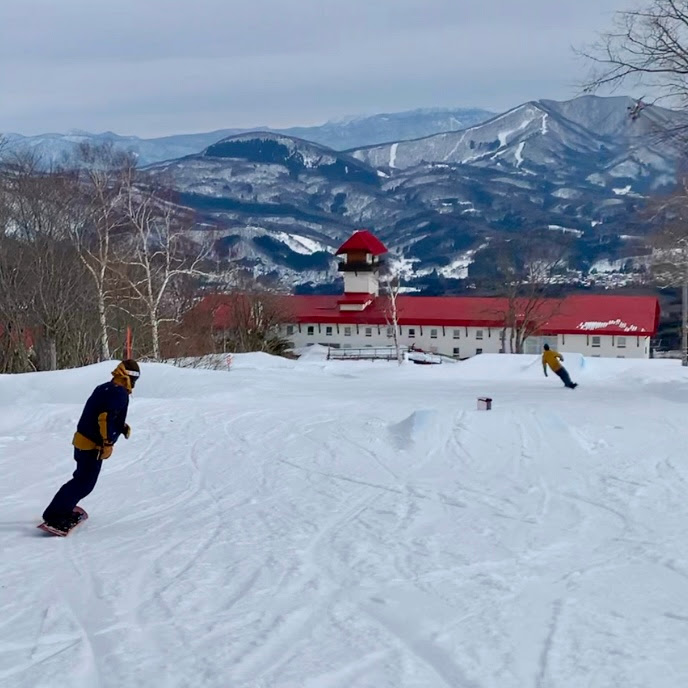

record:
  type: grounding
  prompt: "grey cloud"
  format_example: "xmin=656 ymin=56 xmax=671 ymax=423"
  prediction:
xmin=0 ymin=0 xmax=636 ymax=136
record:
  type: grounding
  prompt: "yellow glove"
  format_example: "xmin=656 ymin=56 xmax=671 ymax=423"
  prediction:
xmin=123 ymin=424 xmax=131 ymax=439
xmin=98 ymin=443 xmax=114 ymax=460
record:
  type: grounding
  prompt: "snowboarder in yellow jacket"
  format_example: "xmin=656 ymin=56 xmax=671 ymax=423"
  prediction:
xmin=542 ymin=344 xmax=577 ymax=389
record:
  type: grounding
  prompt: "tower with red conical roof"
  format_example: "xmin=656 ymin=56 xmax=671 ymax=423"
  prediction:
xmin=335 ymin=230 xmax=387 ymax=306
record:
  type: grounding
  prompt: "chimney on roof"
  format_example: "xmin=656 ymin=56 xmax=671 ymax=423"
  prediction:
xmin=335 ymin=230 xmax=388 ymax=301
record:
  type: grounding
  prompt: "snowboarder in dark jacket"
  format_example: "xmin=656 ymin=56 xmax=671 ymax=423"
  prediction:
xmin=542 ymin=344 xmax=577 ymax=389
xmin=41 ymin=359 xmax=140 ymax=531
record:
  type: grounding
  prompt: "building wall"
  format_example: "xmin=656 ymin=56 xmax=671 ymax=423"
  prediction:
xmin=343 ymin=272 xmax=379 ymax=294
xmin=287 ymin=323 xmax=510 ymax=358
xmin=556 ymin=333 xmax=650 ymax=359
xmin=284 ymin=323 xmax=652 ymax=359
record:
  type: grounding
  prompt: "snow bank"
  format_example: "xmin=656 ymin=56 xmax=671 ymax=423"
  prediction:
xmin=455 ymin=353 xmax=584 ymax=380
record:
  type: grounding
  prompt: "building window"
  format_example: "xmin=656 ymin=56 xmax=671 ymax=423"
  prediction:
xmin=344 ymin=326 xmax=352 ymax=336
xmin=286 ymin=325 xmax=294 ymax=336
xmin=591 ymin=336 xmax=601 ymax=348
xmin=617 ymin=336 xmax=626 ymax=348
xmin=307 ymin=326 xmax=314 ymax=336
xmin=386 ymin=326 xmax=394 ymax=338
xmin=365 ymin=327 xmax=373 ymax=337
xmin=476 ymin=330 xmax=484 ymax=340
xmin=453 ymin=329 xmax=460 ymax=339
xmin=476 ymin=348 xmax=483 ymax=354
xmin=325 ymin=326 xmax=333 ymax=336
xmin=430 ymin=329 xmax=438 ymax=339
xmin=408 ymin=328 xmax=416 ymax=338
xmin=452 ymin=347 xmax=460 ymax=358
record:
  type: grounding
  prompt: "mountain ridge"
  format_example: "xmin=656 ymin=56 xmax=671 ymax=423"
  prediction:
xmin=139 ymin=95 xmax=676 ymax=290
xmin=3 ymin=95 xmax=679 ymax=292
xmin=1 ymin=107 xmax=495 ymax=166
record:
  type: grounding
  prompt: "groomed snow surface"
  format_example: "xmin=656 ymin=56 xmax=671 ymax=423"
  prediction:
xmin=2 ymin=351 xmax=688 ymax=687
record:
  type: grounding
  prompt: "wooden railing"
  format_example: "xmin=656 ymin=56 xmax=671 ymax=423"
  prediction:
xmin=326 ymin=346 xmax=460 ymax=363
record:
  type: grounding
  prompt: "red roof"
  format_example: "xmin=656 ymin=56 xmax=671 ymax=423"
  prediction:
xmin=207 ymin=294 xmax=659 ymax=337
xmin=337 ymin=293 xmax=375 ymax=305
xmin=335 ymin=230 xmax=388 ymax=256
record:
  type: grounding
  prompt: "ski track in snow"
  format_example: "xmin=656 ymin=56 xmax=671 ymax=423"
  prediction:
xmin=389 ymin=143 xmax=398 ymax=169
xmin=2 ymin=354 xmax=688 ymax=687
xmin=541 ymin=112 xmax=549 ymax=135
xmin=515 ymin=141 xmax=525 ymax=167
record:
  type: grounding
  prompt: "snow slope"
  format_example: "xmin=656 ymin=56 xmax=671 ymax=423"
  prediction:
xmin=2 ymin=354 xmax=688 ymax=687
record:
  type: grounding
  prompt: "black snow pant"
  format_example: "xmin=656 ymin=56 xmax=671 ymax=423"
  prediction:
xmin=43 ymin=448 xmax=102 ymax=521
xmin=554 ymin=367 xmax=576 ymax=388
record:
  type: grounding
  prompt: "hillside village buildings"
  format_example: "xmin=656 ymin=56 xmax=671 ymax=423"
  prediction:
xmin=212 ymin=230 xmax=660 ymax=360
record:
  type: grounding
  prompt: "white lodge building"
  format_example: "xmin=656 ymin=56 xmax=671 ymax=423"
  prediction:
xmin=278 ymin=231 xmax=659 ymax=360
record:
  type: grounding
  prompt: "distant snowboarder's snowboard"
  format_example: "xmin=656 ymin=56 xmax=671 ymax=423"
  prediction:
xmin=37 ymin=507 xmax=88 ymax=537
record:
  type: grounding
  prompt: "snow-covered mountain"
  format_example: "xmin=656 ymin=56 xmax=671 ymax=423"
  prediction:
xmin=142 ymin=96 xmax=682 ymax=289
xmin=145 ymin=132 xmax=403 ymax=283
xmin=1 ymin=108 xmax=494 ymax=166
xmin=350 ymin=96 xmax=681 ymax=193
xmin=281 ymin=107 xmax=495 ymax=151
xmin=4 ymin=96 xmax=680 ymax=289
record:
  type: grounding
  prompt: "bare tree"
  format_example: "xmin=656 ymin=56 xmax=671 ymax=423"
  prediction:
xmin=68 ymin=143 xmax=137 ymax=361
xmin=581 ymin=0 xmax=688 ymax=106
xmin=0 ymin=154 xmax=98 ymax=370
xmin=380 ymin=272 xmax=404 ymax=365
xmin=647 ymin=178 xmax=688 ymax=363
xmin=210 ymin=275 xmax=293 ymax=355
xmin=475 ymin=233 xmax=570 ymax=354
xmin=115 ymin=176 xmax=215 ymax=359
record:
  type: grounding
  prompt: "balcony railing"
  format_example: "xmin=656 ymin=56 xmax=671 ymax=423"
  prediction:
xmin=327 ymin=346 xmax=401 ymax=361
xmin=337 ymin=260 xmax=384 ymax=273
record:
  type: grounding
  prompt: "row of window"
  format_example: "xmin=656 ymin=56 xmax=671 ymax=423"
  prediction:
xmin=288 ymin=326 xmax=634 ymax=350
xmin=591 ymin=335 xmax=627 ymax=349
xmin=293 ymin=325 xmax=484 ymax=339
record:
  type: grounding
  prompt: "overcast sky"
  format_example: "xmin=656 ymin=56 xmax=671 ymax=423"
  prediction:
xmin=0 ymin=0 xmax=635 ymax=138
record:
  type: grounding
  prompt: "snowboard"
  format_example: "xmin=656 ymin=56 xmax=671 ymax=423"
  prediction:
xmin=37 ymin=507 xmax=88 ymax=537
